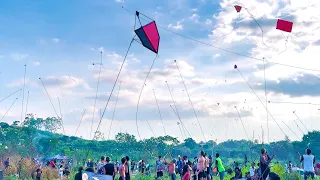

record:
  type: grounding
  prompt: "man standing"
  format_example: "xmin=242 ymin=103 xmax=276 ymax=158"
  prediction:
xmin=298 ymin=148 xmax=316 ymax=180
xmin=125 ymin=156 xmax=130 ymax=180
xmin=103 ymin=157 xmax=117 ymax=180
xmin=177 ymin=156 xmax=183 ymax=177
xmin=119 ymin=157 xmax=127 ymax=180
xmin=215 ymin=153 xmax=225 ymax=180
xmin=156 ymin=156 xmax=164 ymax=179
xmin=98 ymin=156 xmax=106 ymax=174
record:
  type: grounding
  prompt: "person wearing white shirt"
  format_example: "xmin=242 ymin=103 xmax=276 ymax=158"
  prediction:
xmin=298 ymin=148 xmax=316 ymax=180
xmin=249 ymin=162 xmax=256 ymax=178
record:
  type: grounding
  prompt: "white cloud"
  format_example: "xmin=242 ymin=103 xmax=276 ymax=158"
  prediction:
xmin=191 ymin=8 xmax=198 ymax=12
xmin=168 ymin=21 xmax=183 ymax=30
xmin=189 ymin=14 xmax=200 ymax=22
xmin=11 ymin=53 xmax=29 ymax=61
xmin=52 ymin=38 xmax=60 ymax=44
xmin=33 ymin=61 xmax=40 ymax=66
xmin=115 ymin=0 xmax=125 ymax=3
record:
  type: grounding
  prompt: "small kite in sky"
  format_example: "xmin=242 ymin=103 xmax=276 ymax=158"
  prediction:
xmin=234 ymin=5 xmax=242 ymax=13
xmin=276 ymin=19 xmax=293 ymax=55
xmin=134 ymin=11 xmax=160 ymax=54
xmin=234 ymin=64 xmax=238 ymax=69
xmin=276 ymin=19 xmax=293 ymax=33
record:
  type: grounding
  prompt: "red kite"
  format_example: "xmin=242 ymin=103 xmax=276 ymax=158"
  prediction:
xmin=276 ymin=19 xmax=293 ymax=33
xmin=234 ymin=5 xmax=242 ymax=13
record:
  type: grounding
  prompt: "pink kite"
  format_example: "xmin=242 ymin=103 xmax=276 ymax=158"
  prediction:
xmin=276 ymin=19 xmax=293 ymax=33
xmin=134 ymin=11 xmax=160 ymax=54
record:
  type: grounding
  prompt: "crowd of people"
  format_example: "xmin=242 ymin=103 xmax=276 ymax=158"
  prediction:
xmin=73 ymin=147 xmax=318 ymax=180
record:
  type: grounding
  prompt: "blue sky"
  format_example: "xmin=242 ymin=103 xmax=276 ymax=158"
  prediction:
xmin=1 ymin=0 xmax=320 ymax=143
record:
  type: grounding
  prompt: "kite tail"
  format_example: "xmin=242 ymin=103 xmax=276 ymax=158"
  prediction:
xmin=175 ymin=60 xmax=207 ymax=142
xmin=136 ymin=55 xmax=158 ymax=140
xmin=218 ymin=12 xmax=241 ymax=40
xmin=135 ymin=55 xmax=158 ymax=158
xmin=244 ymin=8 xmax=269 ymax=48
xmin=108 ymin=81 xmax=122 ymax=140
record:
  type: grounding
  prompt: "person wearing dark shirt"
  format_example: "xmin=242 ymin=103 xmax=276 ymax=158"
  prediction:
xmin=125 ymin=156 xmax=130 ymax=180
xmin=74 ymin=167 xmax=83 ymax=180
xmin=260 ymin=149 xmax=275 ymax=180
xmin=231 ymin=163 xmax=242 ymax=179
xmin=104 ymin=156 xmax=117 ymax=179
xmin=35 ymin=168 xmax=42 ymax=180
xmin=4 ymin=158 xmax=9 ymax=169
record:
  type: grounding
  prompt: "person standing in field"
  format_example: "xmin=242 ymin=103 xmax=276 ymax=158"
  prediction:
xmin=164 ymin=152 xmax=176 ymax=180
xmin=125 ymin=156 xmax=130 ymax=180
xmin=215 ymin=153 xmax=225 ymax=180
xmin=259 ymin=149 xmax=275 ymax=180
xmin=119 ymin=157 xmax=127 ymax=180
xmin=197 ymin=151 xmax=206 ymax=180
xmin=298 ymin=148 xmax=316 ymax=180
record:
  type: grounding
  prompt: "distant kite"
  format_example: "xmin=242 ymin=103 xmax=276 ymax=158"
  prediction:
xmin=276 ymin=19 xmax=293 ymax=33
xmin=276 ymin=19 xmax=293 ymax=55
xmin=234 ymin=5 xmax=242 ymax=13
xmin=134 ymin=11 xmax=160 ymax=54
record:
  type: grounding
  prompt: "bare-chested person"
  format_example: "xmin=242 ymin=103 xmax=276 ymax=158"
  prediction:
xmin=164 ymin=152 xmax=176 ymax=180
xmin=197 ymin=151 xmax=206 ymax=180
xmin=119 ymin=157 xmax=127 ymax=180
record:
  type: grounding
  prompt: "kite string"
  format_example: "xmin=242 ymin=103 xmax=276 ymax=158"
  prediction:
xmin=278 ymin=32 xmax=291 ymax=55
xmin=90 ymin=51 xmax=103 ymax=139
xmin=235 ymin=106 xmax=250 ymax=140
xmin=153 ymin=89 xmax=167 ymax=136
xmin=57 ymin=97 xmax=66 ymax=135
xmin=263 ymin=58 xmax=269 ymax=144
xmin=236 ymin=68 xmax=288 ymax=137
xmin=0 ymin=98 xmax=19 ymax=121
xmin=0 ymin=89 xmax=22 ymax=103
xmin=282 ymin=121 xmax=300 ymax=140
xmin=20 ymin=65 xmax=27 ymax=124
xmin=165 ymin=81 xmax=190 ymax=138
xmin=169 ymin=104 xmax=191 ymax=138
xmin=75 ymin=109 xmax=86 ymax=136
xmin=24 ymin=91 xmax=29 ymax=120
xmin=136 ymin=55 xmax=158 ymax=141
xmin=175 ymin=60 xmax=206 ymax=142
xmin=39 ymin=78 xmax=60 ymax=118
xmin=293 ymin=119 xmax=305 ymax=135
xmin=94 ymin=37 xmax=135 ymax=140
xmin=108 ymin=81 xmax=122 ymax=140
xmin=293 ymin=112 xmax=309 ymax=132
